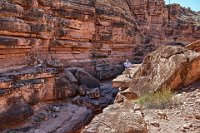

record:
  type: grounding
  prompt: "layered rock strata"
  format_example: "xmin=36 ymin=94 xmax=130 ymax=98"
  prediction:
xmin=0 ymin=0 xmax=199 ymax=79
xmin=0 ymin=0 xmax=139 ymax=79
xmin=127 ymin=0 xmax=200 ymax=63
xmin=0 ymin=66 xmax=117 ymax=131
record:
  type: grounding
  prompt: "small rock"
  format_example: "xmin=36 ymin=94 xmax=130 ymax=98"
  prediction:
xmin=134 ymin=104 xmax=141 ymax=111
xmin=194 ymin=114 xmax=200 ymax=120
xmin=175 ymin=94 xmax=182 ymax=98
xmin=87 ymin=87 xmax=101 ymax=99
xmin=196 ymin=99 xmax=200 ymax=103
xmin=150 ymin=121 xmax=160 ymax=127
xmin=193 ymin=124 xmax=200 ymax=129
xmin=157 ymin=111 xmax=168 ymax=120
xmin=182 ymin=123 xmax=193 ymax=129
xmin=52 ymin=114 xmax=58 ymax=118
xmin=181 ymin=128 xmax=186 ymax=132
xmin=189 ymin=107 xmax=194 ymax=111
xmin=52 ymin=106 xmax=60 ymax=112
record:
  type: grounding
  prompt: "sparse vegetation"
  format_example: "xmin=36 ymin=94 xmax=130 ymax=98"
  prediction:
xmin=134 ymin=88 xmax=174 ymax=109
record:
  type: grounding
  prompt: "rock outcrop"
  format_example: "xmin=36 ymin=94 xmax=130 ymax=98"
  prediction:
xmin=85 ymin=41 xmax=200 ymax=133
xmin=112 ymin=64 xmax=141 ymax=89
xmin=127 ymin=0 xmax=200 ymax=63
xmin=82 ymin=102 xmax=148 ymax=133
xmin=0 ymin=66 xmax=117 ymax=131
xmin=0 ymin=94 xmax=33 ymax=127
xmin=0 ymin=0 xmax=199 ymax=79
xmin=124 ymin=45 xmax=200 ymax=98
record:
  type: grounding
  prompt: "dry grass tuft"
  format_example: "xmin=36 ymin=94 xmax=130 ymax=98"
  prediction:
xmin=134 ymin=88 xmax=174 ymax=109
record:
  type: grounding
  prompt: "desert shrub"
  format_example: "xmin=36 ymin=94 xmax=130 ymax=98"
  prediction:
xmin=134 ymin=88 xmax=174 ymax=109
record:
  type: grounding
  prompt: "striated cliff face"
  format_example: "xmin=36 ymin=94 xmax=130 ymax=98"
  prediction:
xmin=0 ymin=0 xmax=138 ymax=79
xmin=127 ymin=0 xmax=200 ymax=62
xmin=0 ymin=0 xmax=199 ymax=79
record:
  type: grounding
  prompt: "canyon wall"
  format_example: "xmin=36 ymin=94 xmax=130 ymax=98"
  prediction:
xmin=0 ymin=0 xmax=139 ymax=79
xmin=127 ymin=0 xmax=200 ymax=62
xmin=0 ymin=0 xmax=199 ymax=79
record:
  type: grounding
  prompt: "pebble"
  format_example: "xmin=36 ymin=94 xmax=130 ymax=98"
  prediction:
xmin=150 ymin=121 xmax=160 ymax=127
xmin=52 ymin=114 xmax=58 ymax=118
xmin=157 ymin=111 xmax=168 ymax=120
xmin=52 ymin=106 xmax=60 ymax=112
xmin=194 ymin=114 xmax=200 ymax=120
xmin=134 ymin=104 xmax=141 ymax=111
xmin=182 ymin=123 xmax=193 ymax=129
xmin=196 ymin=99 xmax=200 ymax=103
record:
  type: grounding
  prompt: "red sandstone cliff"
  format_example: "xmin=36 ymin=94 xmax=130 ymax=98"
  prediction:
xmin=0 ymin=0 xmax=199 ymax=79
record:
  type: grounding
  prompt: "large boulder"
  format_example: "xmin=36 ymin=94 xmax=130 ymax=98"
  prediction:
xmin=81 ymin=102 xmax=148 ymax=133
xmin=0 ymin=94 xmax=33 ymax=127
xmin=125 ymin=45 xmax=200 ymax=98
xmin=67 ymin=67 xmax=100 ymax=88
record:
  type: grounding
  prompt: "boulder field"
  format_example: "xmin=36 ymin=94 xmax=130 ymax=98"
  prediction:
xmin=0 ymin=66 xmax=118 ymax=132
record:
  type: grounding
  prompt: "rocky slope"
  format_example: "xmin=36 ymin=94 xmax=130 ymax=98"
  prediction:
xmin=144 ymin=86 xmax=200 ymax=133
xmin=0 ymin=0 xmax=199 ymax=79
xmin=112 ymin=40 xmax=200 ymax=101
xmin=82 ymin=87 xmax=200 ymax=133
xmin=83 ymin=41 xmax=200 ymax=133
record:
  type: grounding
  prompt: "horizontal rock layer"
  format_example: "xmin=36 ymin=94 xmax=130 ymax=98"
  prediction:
xmin=0 ymin=0 xmax=199 ymax=79
xmin=0 ymin=0 xmax=138 ymax=79
xmin=0 ymin=66 xmax=117 ymax=130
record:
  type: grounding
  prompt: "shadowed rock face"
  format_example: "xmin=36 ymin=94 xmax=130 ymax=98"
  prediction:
xmin=0 ymin=0 xmax=199 ymax=79
xmin=0 ymin=94 xmax=33 ymax=127
xmin=0 ymin=67 xmax=117 ymax=131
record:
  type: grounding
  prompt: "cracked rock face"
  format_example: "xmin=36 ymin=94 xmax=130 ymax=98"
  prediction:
xmin=127 ymin=45 xmax=200 ymax=97
xmin=0 ymin=0 xmax=138 ymax=80
xmin=81 ymin=102 xmax=148 ymax=133
xmin=0 ymin=0 xmax=199 ymax=79
xmin=0 ymin=67 xmax=117 ymax=131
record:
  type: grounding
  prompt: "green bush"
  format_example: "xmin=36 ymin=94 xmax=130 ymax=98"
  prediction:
xmin=134 ymin=88 xmax=174 ymax=109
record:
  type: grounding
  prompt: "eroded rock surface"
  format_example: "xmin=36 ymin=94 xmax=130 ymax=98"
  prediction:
xmin=0 ymin=0 xmax=199 ymax=79
xmin=0 ymin=0 xmax=138 ymax=79
xmin=0 ymin=67 xmax=117 ymax=132
xmin=186 ymin=40 xmax=200 ymax=52
xmin=82 ymin=102 xmax=148 ymax=133
xmin=126 ymin=45 xmax=200 ymax=98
